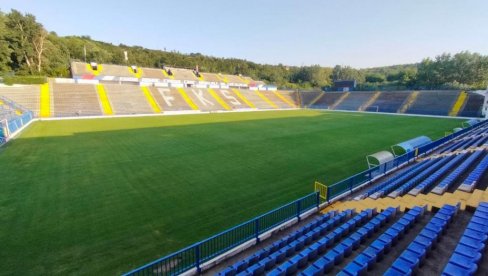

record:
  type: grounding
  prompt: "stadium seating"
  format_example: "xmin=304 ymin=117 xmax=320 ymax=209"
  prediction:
xmin=0 ymin=85 xmax=40 ymax=116
xmin=299 ymin=91 xmax=324 ymax=107
xmin=52 ymin=83 xmax=102 ymax=117
xmin=459 ymin=154 xmax=488 ymax=192
xmin=213 ymin=197 xmax=488 ymax=276
xmin=103 ymin=84 xmax=153 ymax=114
xmin=406 ymin=90 xmax=460 ymax=116
xmin=334 ymin=91 xmax=374 ymax=111
xmin=367 ymin=91 xmax=411 ymax=113
xmin=442 ymin=202 xmax=488 ymax=276
xmin=459 ymin=92 xmax=485 ymax=118
xmin=311 ymin=92 xmax=344 ymax=109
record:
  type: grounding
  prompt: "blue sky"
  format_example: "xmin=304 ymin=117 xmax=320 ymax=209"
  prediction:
xmin=2 ymin=0 xmax=488 ymax=68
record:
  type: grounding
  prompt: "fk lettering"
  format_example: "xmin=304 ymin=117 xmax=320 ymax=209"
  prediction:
xmin=158 ymin=88 xmax=174 ymax=106
xmin=192 ymin=89 xmax=214 ymax=106
xmin=221 ymin=90 xmax=241 ymax=105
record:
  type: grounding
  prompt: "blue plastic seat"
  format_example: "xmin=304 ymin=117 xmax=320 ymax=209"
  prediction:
xmin=290 ymin=252 xmax=309 ymax=269
xmin=460 ymin=236 xmax=485 ymax=251
xmin=449 ymin=253 xmax=478 ymax=273
xmin=258 ymin=256 xmax=276 ymax=270
xmin=300 ymin=263 xmax=323 ymax=276
xmin=244 ymin=263 xmax=265 ymax=276
xmin=232 ymin=260 xmax=248 ymax=273
xmin=342 ymin=260 xmax=366 ymax=276
xmin=312 ymin=255 xmax=334 ymax=272
xmin=454 ymin=244 xmax=482 ymax=263
xmin=442 ymin=262 xmax=477 ymax=276
xmin=391 ymin=257 xmax=414 ymax=275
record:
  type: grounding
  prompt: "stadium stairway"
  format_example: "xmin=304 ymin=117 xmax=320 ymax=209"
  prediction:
xmin=140 ymin=86 xmax=162 ymax=113
xmin=358 ymin=91 xmax=380 ymax=111
xmin=96 ymin=84 xmax=113 ymax=115
xmin=40 ymin=82 xmax=51 ymax=117
xmin=322 ymin=188 xmax=488 ymax=213
xmin=231 ymin=89 xmax=256 ymax=108
xmin=398 ymin=91 xmax=419 ymax=113
xmin=330 ymin=92 xmax=350 ymax=110
xmin=307 ymin=92 xmax=325 ymax=107
xmin=255 ymin=91 xmax=279 ymax=109
xmin=449 ymin=91 xmax=468 ymax=117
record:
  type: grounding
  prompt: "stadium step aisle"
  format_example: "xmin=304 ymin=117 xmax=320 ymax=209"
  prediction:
xmin=149 ymin=87 xmax=196 ymax=111
xmin=448 ymin=91 xmax=468 ymax=117
xmin=255 ymin=91 xmax=278 ymax=109
xmin=358 ymin=91 xmax=380 ymax=111
xmin=140 ymin=86 xmax=162 ymax=113
xmin=398 ymin=90 xmax=419 ymax=113
xmin=207 ymin=88 xmax=232 ymax=110
xmin=182 ymin=88 xmax=226 ymax=111
xmin=96 ymin=84 xmax=113 ymax=115
xmin=323 ymin=187 xmax=488 ymax=214
xmin=40 ymin=82 xmax=51 ymax=117
xmin=230 ymin=88 xmax=256 ymax=109
xmin=330 ymin=92 xmax=350 ymax=110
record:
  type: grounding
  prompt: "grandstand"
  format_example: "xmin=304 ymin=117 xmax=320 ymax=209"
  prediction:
xmin=127 ymin=120 xmax=487 ymax=276
xmin=0 ymin=61 xmax=487 ymax=276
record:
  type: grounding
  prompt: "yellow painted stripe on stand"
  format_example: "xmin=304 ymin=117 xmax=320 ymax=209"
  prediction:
xmin=207 ymin=88 xmax=231 ymax=110
xmin=238 ymin=76 xmax=250 ymax=84
xmin=231 ymin=88 xmax=255 ymax=108
xmin=141 ymin=86 xmax=161 ymax=113
xmin=40 ymin=83 xmax=51 ymax=117
xmin=449 ymin=91 xmax=468 ymax=116
xmin=256 ymin=91 xmax=278 ymax=108
xmin=177 ymin=88 xmax=199 ymax=110
xmin=86 ymin=63 xmax=103 ymax=76
xmin=128 ymin=67 xmax=143 ymax=78
xmin=96 ymin=84 xmax=113 ymax=115
xmin=273 ymin=91 xmax=296 ymax=107
xmin=162 ymin=70 xmax=175 ymax=79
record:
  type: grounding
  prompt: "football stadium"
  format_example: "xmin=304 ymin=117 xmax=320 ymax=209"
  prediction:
xmin=1 ymin=1 xmax=488 ymax=276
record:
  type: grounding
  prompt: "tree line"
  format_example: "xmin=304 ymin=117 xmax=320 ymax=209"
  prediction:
xmin=1 ymin=9 xmax=487 ymax=90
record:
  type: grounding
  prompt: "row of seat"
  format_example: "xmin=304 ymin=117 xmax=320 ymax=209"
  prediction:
xmin=401 ymin=154 xmax=465 ymax=196
xmin=267 ymin=209 xmax=376 ymax=276
xmin=459 ymin=154 xmax=488 ymax=192
xmin=217 ymin=210 xmax=352 ymax=276
xmin=442 ymin=202 xmax=488 ymax=275
xmin=219 ymin=211 xmax=340 ymax=275
xmin=299 ymin=207 xmax=396 ymax=276
xmin=339 ymin=206 xmax=426 ymax=275
xmin=362 ymin=159 xmax=432 ymax=199
xmin=384 ymin=204 xmax=458 ymax=275
xmin=387 ymin=156 xmax=455 ymax=198
xmin=431 ymin=151 xmax=485 ymax=194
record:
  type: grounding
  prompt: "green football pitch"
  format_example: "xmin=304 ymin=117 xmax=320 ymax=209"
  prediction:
xmin=0 ymin=110 xmax=463 ymax=275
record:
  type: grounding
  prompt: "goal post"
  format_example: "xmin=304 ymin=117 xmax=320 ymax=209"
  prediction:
xmin=314 ymin=181 xmax=328 ymax=201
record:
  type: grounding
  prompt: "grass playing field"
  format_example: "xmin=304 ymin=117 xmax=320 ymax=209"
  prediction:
xmin=0 ymin=110 xmax=463 ymax=275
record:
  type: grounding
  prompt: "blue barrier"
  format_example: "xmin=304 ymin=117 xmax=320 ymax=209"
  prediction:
xmin=123 ymin=119 xmax=487 ymax=276
xmin=123 ymin=192 xmax=320 ymax=276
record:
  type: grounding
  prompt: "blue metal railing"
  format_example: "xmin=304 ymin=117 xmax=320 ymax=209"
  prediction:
xmin=124 ymin=119 xmax=487 ymax=276
xmin=123 ymin=192 xmax=319 ymax=276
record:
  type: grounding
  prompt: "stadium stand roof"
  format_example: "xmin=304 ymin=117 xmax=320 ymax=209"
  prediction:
xmin=366 ymin=150 xmax=395 ymax=168
xmin=391 ymin=136 xmax=432 ymax=156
